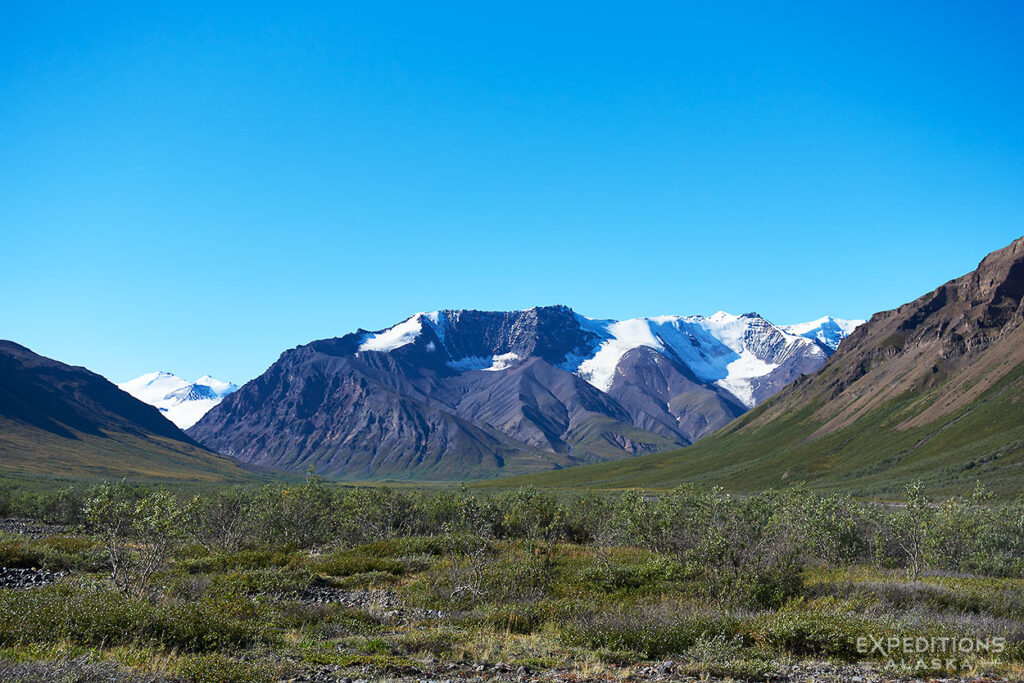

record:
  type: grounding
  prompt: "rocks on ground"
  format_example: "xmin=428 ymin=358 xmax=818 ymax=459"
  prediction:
xmin=0 ymin=517 xmax=69 ymax=538
xmin=0 ymin=566 xmax=66 ymax=589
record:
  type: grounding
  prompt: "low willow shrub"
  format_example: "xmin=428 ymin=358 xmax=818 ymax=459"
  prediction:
xmin=175 ymin=653 xmax=287 ymax=683
xmin=0 ymin=535 xmax=102 ymax=572
xmin=577 ymin=553 xmax=687 ymax=593
xmin=180 ymin=549 xmax=300 ymax=574
xmin=401 ymin=545 xmax=554 ymax=611
xmin=310 ymin=551 xmax=407 ymax=578
xmin=562 ymin=606 xmax=881 ymax=661
xmin=353 ymin=535 xmax=453 ymax=557
xmin=562 ymin=609 xmax=747 ymax=660
xmin=0 ymin=586 xmax=268 ymax=652
xmin=206 ymin=567 xmax=316 ymax=598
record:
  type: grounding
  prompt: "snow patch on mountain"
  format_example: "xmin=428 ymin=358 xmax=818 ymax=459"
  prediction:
xmin=573 ymin=318 xmax=665 ymax=391
xmin=448 ymin=352 xmax=521 ymax=372
xmin=118 ymin=372 xmax=238 ymax=429
xmin=359 ymin=315 xmax=425 ymax=353
xmin=714 ymin=352 xmax=778 ymax=408
xmin=565 ymin=311 xmax=823 ymax=407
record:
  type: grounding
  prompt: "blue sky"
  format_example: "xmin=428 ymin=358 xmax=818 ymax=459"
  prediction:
xmin=2 ymin=2 xmax=1022 ymax=384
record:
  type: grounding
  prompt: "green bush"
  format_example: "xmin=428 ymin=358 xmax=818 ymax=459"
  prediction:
xmin=0 ymin=535 xmax=100 ymax=572
xmin=563 ymin=609 xmax=745 ymax=660
xmin=176 ymin=653 xmax=286 ymax=683
xmin=0 ymin=586 xmax=268 ymax=652
xmin=181 ymin=549 xmax=301 ymax=574
xmin=311 ymin=551 xmax=406 ymax=578
xmin=751 ymin=610 xmax=869 ymax=660
xmin=207 ymin=567 xmax=315 ymax=597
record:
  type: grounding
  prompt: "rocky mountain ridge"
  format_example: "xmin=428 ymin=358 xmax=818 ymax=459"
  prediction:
xmin=189 ymin=307 xmax=859 ymax=479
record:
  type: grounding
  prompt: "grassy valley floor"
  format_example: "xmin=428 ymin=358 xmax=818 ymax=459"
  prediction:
xmin=0 ymin=481 xmax=1022 ymax=682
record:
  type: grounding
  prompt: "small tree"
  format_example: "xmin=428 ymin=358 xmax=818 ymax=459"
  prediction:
xmin=251 ymin=475 xmax=339 ymax=548
xmin=84 ymin=483 xmax=184 ymax=597
xmin=0 ymin=481 xmax=11 ymax=517
xmin=893 ymin=481 xmax=932 ymax=579
xmin=184 ymin=487 xmax=253 ymax=553
xmin=443 ymin=498 xmax=494 ymax=602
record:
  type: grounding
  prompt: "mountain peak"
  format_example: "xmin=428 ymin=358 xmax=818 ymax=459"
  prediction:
xmin=781 ymin=317 xmax=866 ymax=351
xmin=119 ymin=372 xmax=238 ymax=429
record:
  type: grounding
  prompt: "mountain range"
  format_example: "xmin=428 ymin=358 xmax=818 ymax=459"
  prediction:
xmin=4 ymin=236 xmax=1019 ymax=492
xmin=118 ymin=372 xmax=238 ymax=429
xmin=0 ymin=341 xmax=248 ymax=481
xmin=495 ymin=235 xmax=1024 ymax=496
xmin=188 ymin=310 xmax=860 ymax=479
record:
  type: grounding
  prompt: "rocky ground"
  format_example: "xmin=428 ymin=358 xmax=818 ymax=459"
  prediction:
xmin=296 ymin=586 xmax=449 ymax=623
xmin=0 ymin=516 xmax=70 ymax=538
xmin=0 ymin=657 xmax=1010 ymax=683
xmin=283 ymin=660 xmax=1013 ymax=683
xmin=0 ymin=565 xmax=66 ymax=589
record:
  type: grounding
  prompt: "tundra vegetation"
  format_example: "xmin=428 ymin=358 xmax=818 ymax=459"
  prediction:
xmin=0 ymin=478 xmax=1021 ymax=682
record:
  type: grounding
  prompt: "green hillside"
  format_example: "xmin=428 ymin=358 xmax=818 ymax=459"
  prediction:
xmin=485 ymin=360 xmax=1024 ymax=497
xmin=486 ymin=238 xmax=1024 ymax=498
xmin=0 ymin=340 xmax=255 ymax=483
xmin=0 ymin=417 xmax=255 ymax=483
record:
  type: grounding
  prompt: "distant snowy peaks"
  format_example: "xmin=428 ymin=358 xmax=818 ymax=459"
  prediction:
xmin=781 ymin=316 xmax=865 ymax=351
xmin=118 ymin=372 xmax=238 ymax=429
xmin=165 ymin=383 xmax=218 ymax=402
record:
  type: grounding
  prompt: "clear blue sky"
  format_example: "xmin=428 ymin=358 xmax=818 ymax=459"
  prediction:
xmin=2 ymin=2 xmax=1022 ymax=384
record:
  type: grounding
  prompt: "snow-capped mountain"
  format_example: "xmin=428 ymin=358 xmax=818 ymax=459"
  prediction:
xmin=189 ymin=307 xmax=859 ymax=480
xmin=355 ymin=309 xmax=834 ymax=408
xmin=118 ymin=372 xmax=238 ymax=429
xmin=781 ymin=316 xmax=865 ymax=351
xmin=567 ymin=311 xmax=832 ymax=408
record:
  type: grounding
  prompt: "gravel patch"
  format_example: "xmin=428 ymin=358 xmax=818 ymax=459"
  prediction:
xmin=0 ymin=566 xmax=66 ymax=589
xmin=295 ymin=587 xmax=448 ymax=622
xmin=0 ymin=658 xmax=172 ymax=682
xmin=0 ymin=517 xmax=71 ymax=538
xmin=284 ymin=659 xmax=1014 ymax=683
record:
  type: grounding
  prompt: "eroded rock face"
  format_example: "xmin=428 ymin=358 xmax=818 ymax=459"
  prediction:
xmin=190 ymin=306 xmax=849 ymax=480
xmin=802 ymin=236 xmax=1024 ymax=431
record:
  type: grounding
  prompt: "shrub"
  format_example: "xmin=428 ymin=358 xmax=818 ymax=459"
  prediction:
xmin=0 ymin=586 xmax=267 ymax=652
xmin=207 ymin=567 xmax=315 ymax=598
xmin=84 ymin=483 xmax=185 ymax=597
xmin=183 ymin=487 xmax=254 ymax=553
xmin=0 ymin=482 xmax=10 ymax=517
xmin=562 ymin=608 xmax=744 ymax=660
xmin=684 ymin=490 xmax=805 ymax=609
xmin=311 ymin=551 xmax=406 ymax=578
xmin=180 ymin=549 xmax=300 ymax=574
xmin=249 ymin=477 xmax=336 ymax=549
xmin=34 ymin=487 xmax=89 ymax=525
xmin=335 ymin=487 xmax=419 ymax=546
xmin=175 ymin=653 xmax=286 ymax=683
xmin=402 ymin=541 xmax=553 ymax=610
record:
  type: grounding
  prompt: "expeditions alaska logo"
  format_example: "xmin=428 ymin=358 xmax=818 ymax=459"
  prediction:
xmin=857 ymin=635 xmax=1006 ymax=672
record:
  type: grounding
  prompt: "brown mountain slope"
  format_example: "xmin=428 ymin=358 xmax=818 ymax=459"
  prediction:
xmin=0 ymin=341 xmax=252 ymax=482
xmin=490 ymin=236 xmax=1024 ymax=497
